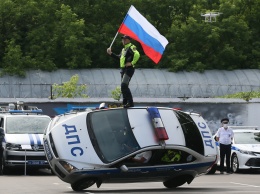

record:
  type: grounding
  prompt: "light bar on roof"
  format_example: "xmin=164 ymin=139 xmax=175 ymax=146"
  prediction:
xmin=9 ymin=109 xmax=43 ymax=113
xmin=71 ymin=106 xmax=88 ymax=110
xmin=147 ymin=107 xmax=169 ymax=141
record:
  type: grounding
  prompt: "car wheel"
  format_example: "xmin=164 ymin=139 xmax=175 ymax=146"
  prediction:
xmin=71 ymin=179 xmax=96 ymax=191
xmin=207 ymin=164 xmax=217 ymax=174
xmin=1 ymin=157 xmax=10 ymax=175
xmin=231 ymin=154 xmax=239 ymax=173
xmin=163 ymin=175 xmax=193 ymax=188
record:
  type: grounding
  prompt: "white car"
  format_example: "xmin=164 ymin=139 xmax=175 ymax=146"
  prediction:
xmin=0 ymin=102 xmax=51 ymax=174
xmin=43 ymin=106 xmax=217 ymax=191
xmin=210 ymin=126 xmax=260 ymax=173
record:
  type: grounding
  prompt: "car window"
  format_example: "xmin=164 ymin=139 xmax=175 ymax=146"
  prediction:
xmin=149 ymin=149 xmax=196 ymax=165
xmin=6 ymin=117 xmax=50 ymax=134
xmin=174 ymin=111 xmax=204 ymax=155
xmin=234 ymin=131 xmax=260 ymax=144
xmin=87 ymin=109 xmax=140 ymax=163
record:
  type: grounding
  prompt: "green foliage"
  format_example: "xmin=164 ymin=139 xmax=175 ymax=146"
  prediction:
xmin=111 ymin=86 xmax=121 ymax=101
xmin=0 ymin=0 xmax=259 ymax=76
xmin=51 ymin=74 xmax=88 ymax=99
xmin=219 ymin=91 xmax=260 ymax=102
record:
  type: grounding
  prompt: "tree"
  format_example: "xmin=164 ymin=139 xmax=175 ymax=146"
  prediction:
xmin=111 ymin=86 xmax=121 ymax=101
xmin=51 ymin=74 xmax=88 ymax=99
xmin=0 ymin=0 xmax=259 ymax=75
xmin=219 ymin=91 xmax=260 ymax=102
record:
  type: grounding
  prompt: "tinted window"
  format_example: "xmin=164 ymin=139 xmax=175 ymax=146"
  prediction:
xmin=6 ymin=116 xmax=50 ymax=134
xmin=87 ymin=109 xmax=140 ymax=163
xmin=234 ymin=131 xmax=260 ymax=144
xmin=149 ymin=149 xmax=196 ymax=165
xmin=174 ymin=111 xmax=204 ymax=155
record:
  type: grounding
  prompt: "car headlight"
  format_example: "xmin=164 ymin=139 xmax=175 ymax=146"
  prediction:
xmin=239 ymin=149 xmax=256 ymax=156
xmin=59 ymin=160 xmax=78 ymax=173
xmin=6 ymin=143 xmax=22 ymax=150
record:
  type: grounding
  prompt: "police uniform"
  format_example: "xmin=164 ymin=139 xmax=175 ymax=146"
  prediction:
xmin=216 ymin=118 xmax=234 ymax=173
xmin=109 ymin=35 xmax=140 ymax=108
xmin=161 ymin=150 xmax=181 ymax=162
xmin=0 ymin=127 xmax=4 ymax=175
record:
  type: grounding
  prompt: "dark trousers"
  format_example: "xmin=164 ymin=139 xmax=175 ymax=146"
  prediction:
xmin=0 ymin=147 xmax=3 ymax=174
xmin=121 ymin=67 xmax=135 ymax=105
xmin=219 ymin=143 xmax=232 ymax=172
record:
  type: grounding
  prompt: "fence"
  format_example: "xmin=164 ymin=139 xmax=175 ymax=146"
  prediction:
xmin=0 ymin=83 xmax=259 ymax=98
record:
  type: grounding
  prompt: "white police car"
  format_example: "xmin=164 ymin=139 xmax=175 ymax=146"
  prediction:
xmin=211 ymin=126 xmax=260 ymax=173
xmin=43 ymin=106 xmax=217 ymax=191
xmin=0 ymin=102 xmax=51 ymax=174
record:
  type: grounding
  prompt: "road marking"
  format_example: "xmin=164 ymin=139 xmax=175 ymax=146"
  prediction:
xmin=230 ymin=182 xmax=260 ymax=188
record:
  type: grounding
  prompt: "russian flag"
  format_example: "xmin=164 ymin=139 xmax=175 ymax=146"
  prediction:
xmin=118 ymin=5 xmax=169 ymax=64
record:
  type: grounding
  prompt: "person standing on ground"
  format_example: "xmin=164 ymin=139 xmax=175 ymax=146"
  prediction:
xmin=0 ymin=127 xmax=4 ymax=175
xmin=216 ymin=118 xmax=234 ymax=174
xmin=107 ymin=35 xmax=140 ymax=108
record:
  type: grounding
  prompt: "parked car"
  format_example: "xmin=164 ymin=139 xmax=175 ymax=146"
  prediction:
xmin=209 ymin=126 xmax=260 ymax=174
xmin=0 ymin=101 xmax=51 ymax=174
xmin=43 ymin=106 xmax=217 ymax=191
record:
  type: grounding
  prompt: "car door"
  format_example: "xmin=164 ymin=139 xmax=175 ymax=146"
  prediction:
xmin=143 ymin=149 xmax=197 ymax=179
xmin=106 ymin=149 xmax=160 ymax=182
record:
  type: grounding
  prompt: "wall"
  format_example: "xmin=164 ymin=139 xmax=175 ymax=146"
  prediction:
xmin=1 ymin=98 xmax=259 ymax=134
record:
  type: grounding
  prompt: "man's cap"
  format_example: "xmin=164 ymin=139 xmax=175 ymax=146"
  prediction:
xmin=121 ymin=35 xmax=132 ymax=40
xmin=221 ymin=118 xmax=229 ymax=123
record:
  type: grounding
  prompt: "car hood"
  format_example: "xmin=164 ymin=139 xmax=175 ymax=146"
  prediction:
xmin=48 ymin=112 xmax=104 ymax=168
xmin=5 ymin=134 xmax=43 ymax=148
xmin=234 ymin=144 xmax=260 ymax=152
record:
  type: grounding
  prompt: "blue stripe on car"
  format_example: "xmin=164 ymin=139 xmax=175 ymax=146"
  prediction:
xmin=74 ymin=162 xmax=213 ymax=175
xmin=232 ymin=146 xmax=239 ymax=151
xmin=28 ymin=134 xmax=34 ymax=145
xmin=35 ymin=134 xmax=41 ymax=145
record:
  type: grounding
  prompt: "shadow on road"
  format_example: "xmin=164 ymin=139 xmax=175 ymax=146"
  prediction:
xmin=3 ymin=168 xmax=53 ymax=176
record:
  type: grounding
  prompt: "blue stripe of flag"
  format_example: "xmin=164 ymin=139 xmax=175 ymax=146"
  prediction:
xmin=124 ymin=15 xmax=165 ymax=55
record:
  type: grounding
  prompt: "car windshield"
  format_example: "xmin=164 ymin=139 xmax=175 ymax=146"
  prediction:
xmin=234 ymin=131 xmax=260 ymax=144
xmin=87 ymin=109 xmax=140 ymax=163
xmin=174 ymin=111 xmax=204 ymax=155
xmin=6 ymin=116 xmax=50 ymax=134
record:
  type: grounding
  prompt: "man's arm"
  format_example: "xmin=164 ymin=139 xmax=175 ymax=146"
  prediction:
xmin=130 ymin=46 xmax=140 ymax=65
xmin=107 ymin=48 xmax=120 ymax=60
xmin=0 ymin=128 xmax=4 ymax=141
xmin=131 ymin=156 xmax=146 ymax=163
xmin=215 ymin=129 xmax=220 ymax=141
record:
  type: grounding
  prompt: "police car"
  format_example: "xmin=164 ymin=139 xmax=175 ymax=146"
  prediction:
xmin=43 ymin=106 xmax=217 ymax=191
xmin=210 ymin=126 xmax=260 ymax=174
xmin=0 ymin=102 xmax=51 ymax=174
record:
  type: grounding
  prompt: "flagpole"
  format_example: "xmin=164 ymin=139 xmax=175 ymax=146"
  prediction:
xmin=109 ymin=5 xmax=133 ymax=48
xmin=109 ymin=32 xmax=119 ymax=48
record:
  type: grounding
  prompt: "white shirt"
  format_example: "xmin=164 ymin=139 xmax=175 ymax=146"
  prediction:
xmin=216 ymin=127 xmax=234 ymax=145
xmin=133 ymin=151 xmax=152 ymax=163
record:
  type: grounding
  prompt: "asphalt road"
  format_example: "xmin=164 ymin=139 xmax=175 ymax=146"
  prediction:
xmin=0 ymin=169 xmax=260 ymax=194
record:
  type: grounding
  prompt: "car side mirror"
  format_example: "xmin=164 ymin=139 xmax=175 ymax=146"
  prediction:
xmin=120 ymin=165 xmax=128 ymax=172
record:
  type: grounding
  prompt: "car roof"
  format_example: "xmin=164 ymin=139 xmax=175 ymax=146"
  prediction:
xmin=233 ymin=129 xmax=259 ymax=133
xmin=231 ymin=126 xmax=258 ymax=130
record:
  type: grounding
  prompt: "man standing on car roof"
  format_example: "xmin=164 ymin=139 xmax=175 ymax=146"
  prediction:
xmin=107 ymin=35 xmax=140 ymax=108
xmin=0 ymin=127 xmax=4 ymax=175
xmin=216 ymin=118 xmax=234 ymax=174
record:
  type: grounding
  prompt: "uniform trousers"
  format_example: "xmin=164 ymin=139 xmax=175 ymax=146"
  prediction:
xmin=219 ymin=143 xmax=232 ymax=172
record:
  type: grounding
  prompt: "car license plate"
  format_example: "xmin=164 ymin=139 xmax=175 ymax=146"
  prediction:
xmin=44 ymin=139 xmax=53 ymax=161
xmin=27 ymin=160 xmax=46 ymax=165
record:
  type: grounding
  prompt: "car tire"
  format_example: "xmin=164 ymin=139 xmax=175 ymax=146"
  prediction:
xmin=1 ymin=157 xmax=10 ymax=175
xmin=231 ymin=154 xmax=239 ymax=173
xmin=207 ymin=164 xmax=217 ymax=174
xmin=163 ymin=175 xmax=193 ymax=188
xmin=71 ymin=179 xmax=96 ymax=191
